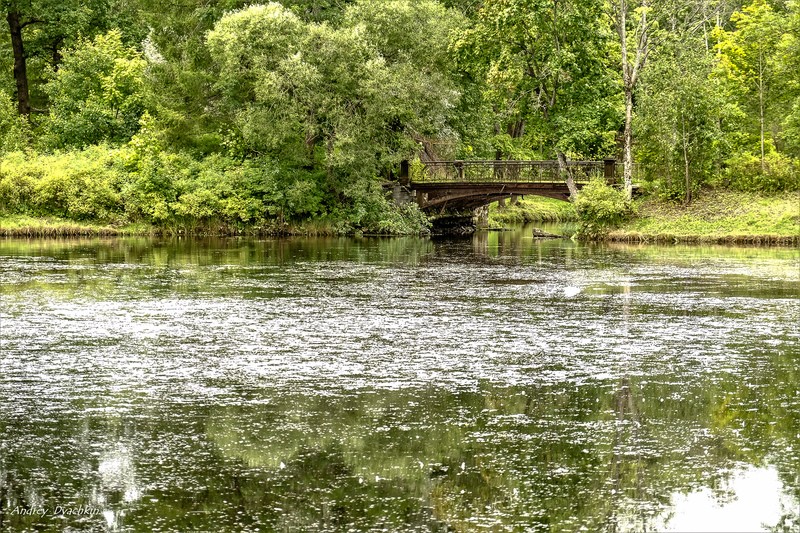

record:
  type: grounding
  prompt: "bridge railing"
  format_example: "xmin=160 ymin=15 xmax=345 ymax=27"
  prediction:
xmin=414 ymin=160 xmax=615 ymax=184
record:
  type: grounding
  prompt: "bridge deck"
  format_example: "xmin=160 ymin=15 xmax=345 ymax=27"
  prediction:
xmin=408 ymin=159 xmax=620 ymax=211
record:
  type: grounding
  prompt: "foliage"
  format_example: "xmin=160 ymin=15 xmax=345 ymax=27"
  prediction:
xmin=712 ymin=0 xmax=787 ymax=163
xmin=574 ymin=179 xmax=633 ymax=238
xmin=0 ymin=0 xmax=147 ymax=113
xmin=724 ymin=150 xmax=799 ymax=192
xmin=777 ymin=4 xmax=800 ymax=157
xmin=0 ymin=90 xmax=30 ymax=151
xmin=409 ymin=158 xmax=426 ymax=182
xmin=42 ymin=30 xmax=146 ymax=148
xmin=0 ymin=146 xmax=126 ymax=220
xmin=451 ymin=0 xmax=619 ymax=160
xmin=0 ymin=0 xmax=799 ymax=234
xmin=0 ymin=145 xmax=430 ymax=234
xmin=635 ymin=39 xmax=727 ymax=203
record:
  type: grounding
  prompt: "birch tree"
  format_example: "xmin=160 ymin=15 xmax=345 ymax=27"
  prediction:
xmin=610 ymin=0 xmax=654 ymax=199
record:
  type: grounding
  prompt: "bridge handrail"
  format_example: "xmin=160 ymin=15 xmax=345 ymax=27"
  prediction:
xmin=414 ymin=159 xmax=617 ymax=184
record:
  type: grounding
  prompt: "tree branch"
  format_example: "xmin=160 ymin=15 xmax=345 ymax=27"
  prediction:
xmin=20 ymin=18 xmax=45 ymax=29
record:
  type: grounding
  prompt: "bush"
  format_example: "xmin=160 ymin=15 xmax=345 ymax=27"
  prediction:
xmin=362 ymin=201 xmax=431 ymax=234
xmin=574 ymin=178 xmax=633 ymax=239
xmin=725 ymin=151 xmax=799 ymax=192
xmin=0 ymin=147 xmax=126 ymax=220
xmin=0 ymin=144 xmax=431 ymax=234
xmin=0 ymin=152 xmax=37 ymax=214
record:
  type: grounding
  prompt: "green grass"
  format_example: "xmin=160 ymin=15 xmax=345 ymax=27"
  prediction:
xmin=0 ymin=215 xmax=420 ymax=237
xmin=609 ymin=189 xmax=800 ymax=244
xmin=488 ymin=196 xmax=577 ymax=226
xmin=0 ymin=215 xmax=142 ymax=237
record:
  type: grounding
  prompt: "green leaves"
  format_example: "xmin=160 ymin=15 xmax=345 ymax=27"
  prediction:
xmin=207 ymin=0 xmax=463 ymax=188
xmin=574 ymin=178 xmax=633 ymax=238
xmin=206 ymin=3 xmax=304 ymax=106
xmin=0 ymin=90 xmax=30 ymax=152
xmin=713 ymin=0 xmax=788 ymax=163
xmin=42 ymin=30 xmax=146 ymax=148
xmin=452 ymin=0 xmax=618 ymax=159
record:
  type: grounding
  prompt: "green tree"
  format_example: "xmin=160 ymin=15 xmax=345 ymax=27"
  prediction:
xmin=776 ymin=1 xmax=800 ymax=157
xmin=132 ymin=0 xmax=247 ymax=154
xmin=206 ymin=0 xmax=463 ymax=219
xmin=0 ymin=88 xmax=29 ymax=150
xmin=1 ymin=0 xmax=144 ymax=116
xmin=42 ymin=30 xmax=146 ymax=148
xmin=451 ymin=0 xmax=619 ymax=198
xmin=713 ymin=0 xmax=784 ymax=170
xmin=610 ymin=0 xmax=654 ymax=199
xmin=636 ymin=36 xmax=727 ymax=203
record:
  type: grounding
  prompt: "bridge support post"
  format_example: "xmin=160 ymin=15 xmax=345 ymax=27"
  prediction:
xmin=604 ymin=159 xmax=616 ymax=183
xmin=399 ymin=160 xmax=410 ymax=186
xmin=391 ymin=184 xmax=414 ymax=206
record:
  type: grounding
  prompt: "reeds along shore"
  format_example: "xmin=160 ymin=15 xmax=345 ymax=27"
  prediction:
xmin=605 ymin=232 xmax=799 ymax=245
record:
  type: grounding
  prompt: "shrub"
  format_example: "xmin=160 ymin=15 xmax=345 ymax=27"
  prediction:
xmin=0 ymin=147 xmax=125 ymax=220
xmin=0 ymin=152 xmax=38 ymax=214
xmin=574 ymin=178 xmax=633 ymax=239
xmin=725 ymin=151 xmax=799 ymax=192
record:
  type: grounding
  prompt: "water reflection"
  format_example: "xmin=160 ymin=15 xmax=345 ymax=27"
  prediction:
xmin=656 ymin=467 xmax=797 ymax=532
xmin=0 ymin=233 xmax=798 ymax=531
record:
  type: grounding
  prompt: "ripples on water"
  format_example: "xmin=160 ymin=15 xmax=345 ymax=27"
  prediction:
xmin=1 ymin=232 xmax=798 ymax=532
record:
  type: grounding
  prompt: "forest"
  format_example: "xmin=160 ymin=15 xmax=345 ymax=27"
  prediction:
xmin=0 ymin=0 xmax=798 ymax=235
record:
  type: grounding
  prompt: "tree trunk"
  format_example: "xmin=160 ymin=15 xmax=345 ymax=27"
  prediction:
xmin=557 ymin=152 xmax=578 ymax=201
xmin=614 ymin=0 xmax=648 ymax=202
xmin=681 ymin=114 xmax=691 ymax=205
xmin=758 ymin=51 xmax=765 ymax=173
xmin=6 ymin=11 xmax=31 ymax=115
xmin=623 ymin=87 xmax=634 ymax=200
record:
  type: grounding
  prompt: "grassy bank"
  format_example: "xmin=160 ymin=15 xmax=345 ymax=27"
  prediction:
xmin=486 ymin=188 xmax=798 ymax=245
xmin=0 ymin=215 xmax=397 ymax=238
xmin=0 ymin=214 xmax=431 ymax=238
xmin=488 ymin=196 xmax=577 ymax=226
xmin=0 ymin=215 xmax=139 ymax=237
xmin=608 ymin=189 xmax=800 ymax=244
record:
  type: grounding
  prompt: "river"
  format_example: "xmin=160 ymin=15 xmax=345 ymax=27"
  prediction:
xmin=1 ymin=228 xmax=798 ymax=532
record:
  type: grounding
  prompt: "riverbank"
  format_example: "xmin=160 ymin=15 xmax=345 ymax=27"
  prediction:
xmin=0 ymin=214 xmax=431 ymax=238
xmin=488 ymin=189 xmax=798 ymax=245
xmin=0 ymin=216 xmax=342 ymax=237
xmin=609 ymin=190 xmax=800 ymax=245
xmin=3 ymin=189 xmax=797 ymax=243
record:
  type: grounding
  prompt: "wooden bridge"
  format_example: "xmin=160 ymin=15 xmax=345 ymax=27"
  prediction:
xmin=405 ymin=159 xmax=619 ymax=212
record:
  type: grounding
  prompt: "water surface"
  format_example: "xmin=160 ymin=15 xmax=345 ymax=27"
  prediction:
xmin=1 ymin=230 xmax=798 ymax=531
